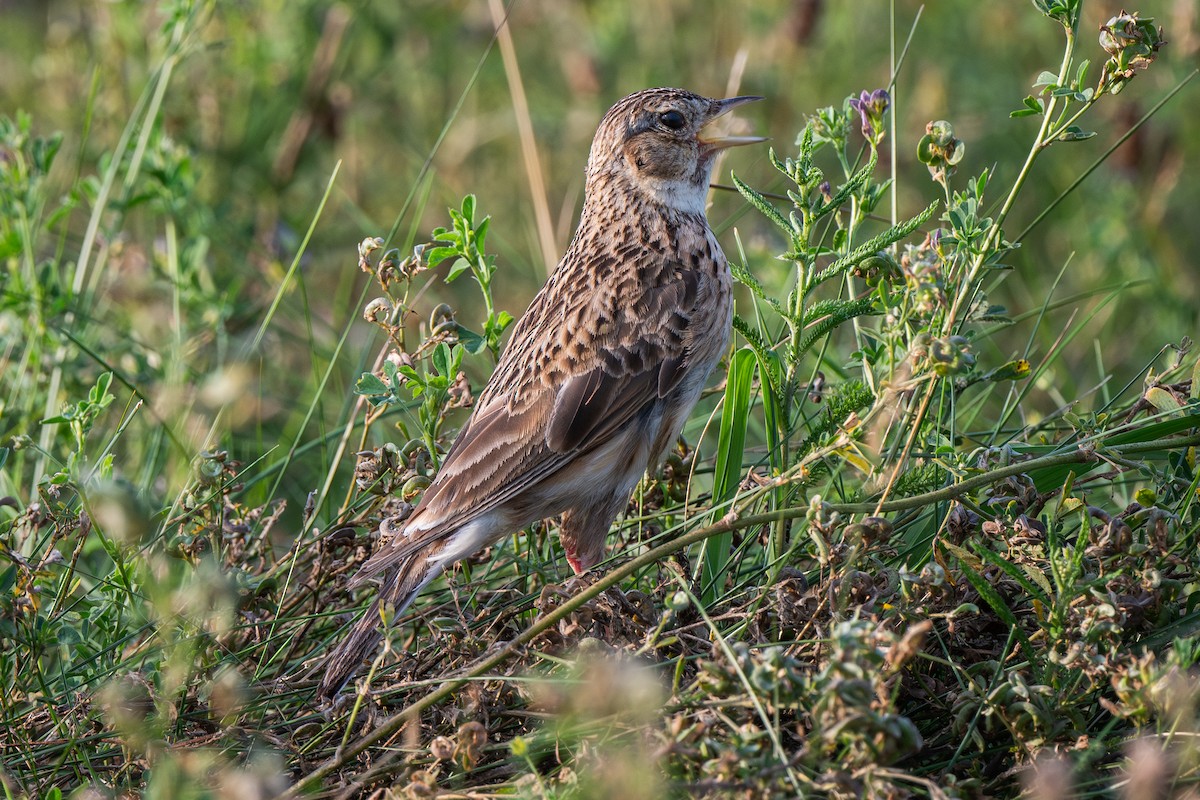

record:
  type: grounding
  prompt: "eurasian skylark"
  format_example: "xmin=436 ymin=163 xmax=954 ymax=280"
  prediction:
xmin=320 ymin=88 xmax=764 ymax=697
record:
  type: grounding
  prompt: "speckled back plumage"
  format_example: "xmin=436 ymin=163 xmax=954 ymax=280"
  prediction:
xmin=319 ymin=88 xmax=762 ymax=698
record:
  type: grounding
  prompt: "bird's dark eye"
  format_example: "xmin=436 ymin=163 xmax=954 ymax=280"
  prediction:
xmin=659 ymin=110 xmax=687 ymax=131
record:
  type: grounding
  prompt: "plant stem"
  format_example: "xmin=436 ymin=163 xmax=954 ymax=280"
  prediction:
xmin=286 ymin=428 xmax=1200 ymax=795
xmin=945 ymin=20 xmax=1077 ymax=334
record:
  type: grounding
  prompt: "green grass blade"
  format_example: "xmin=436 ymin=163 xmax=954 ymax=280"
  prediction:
xmin=701 ymin=347 xmax=756 ymax=604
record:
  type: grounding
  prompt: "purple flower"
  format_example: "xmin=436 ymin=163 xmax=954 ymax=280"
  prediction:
xmin=849 ymin=89 xmax=890 ymax=143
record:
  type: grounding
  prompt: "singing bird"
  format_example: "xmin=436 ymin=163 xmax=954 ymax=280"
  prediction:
xmin=320 ymin=88 xmax=764 ymax=697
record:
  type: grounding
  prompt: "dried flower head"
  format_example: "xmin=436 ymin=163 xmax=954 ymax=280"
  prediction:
xmin=1099 ymin=11 xmax=1165 ymax=94
xmin=917 ymin=120 xmax=966 ymax=187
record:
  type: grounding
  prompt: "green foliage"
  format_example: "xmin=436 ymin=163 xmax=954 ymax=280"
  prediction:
xmin=357 ymin=341 xmax=465 ymax=472
xmin=703 ymin=347 xmax=756 ymax=602
xmin=428 ymin=195 xmax=515 ymax=358
xmin=0 ymin=2 xmax=1198 ymax=799
xmin=352 ymin=196 xmax=511 ymax=474
xmin=668 ymin=2 xmax=1200 ymax=795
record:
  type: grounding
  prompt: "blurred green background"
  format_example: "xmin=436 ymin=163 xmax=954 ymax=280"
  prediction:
xmin=1 ymin=0 xmax=1196 ymax=508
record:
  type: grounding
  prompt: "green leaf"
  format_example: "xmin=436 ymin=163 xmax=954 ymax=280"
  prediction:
xmin=445 ymin=257 xmax=471 ymax=283
xmin=93 ymin=371 xmax=113 ymax=403
xmin=475 ymin=215 xmax=490 ymax=251
xmin=1099 ymin=412 xmax=1200 ymax=446
xmin=355 ymin=372 xmax=388 ymax=397
xmin=0 ymin=564 xmax=16 ymax=595
xmin=58 ymin=625 xmax=83 ymax=646
xmin=733 ymin=172 xmax=793 ymax=237
xmin=947 ymin=206 xmax=966 ymax=231
xmin=816 ymin=201 xmax=938 ymax=284
xmin=973 ymin=542 xmax=1050 ymax=604
xmin=730 ymin=262 xmax=783 ymax=315
xmin=814 ymin=148 xmax=877 ymax=222
xmin=711 ymin=348 xmax=756 ymax=505
xmin=858 ymin=178 xmax=892 ymax=215
xmin=1144 ymin=386 xmax=1184 ymax=415
xmin=702 ymin=348 xmax=756 ymax=605
xmin=751 ymin=350 xmax=786 ymax=477
xmin=425 ymin=245 xmax=457 ymax=267
xmin=1058 ymin=125 xmax=1097 ymax=142
xmin=794 ymin=299 xmax=877 ymax=362
xmin=1026 ymin=411 xmax=1200 ymax=490
xmin=1010 ymin=96 xmax=1045 ymax=118
xmin=731 ymin=316 xmax=778 ymax=373
xmin=1052 ymin=471 xmax=1079 ymax=520
xmin=431 ymin=343 xmax=452 ymax=377
xmin=457 ymin=326 xmax=488 ymax=355
xmin=1033 ymin=71 xmax=1060 ymax=88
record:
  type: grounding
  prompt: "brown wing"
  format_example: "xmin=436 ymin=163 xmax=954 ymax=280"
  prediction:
xmin=353 ymin=259 xmax=701 ymax=581
xmin=545 ymin=267 xmax=697 ymax=451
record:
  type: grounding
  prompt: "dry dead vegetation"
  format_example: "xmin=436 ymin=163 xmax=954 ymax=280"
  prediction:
xmin=3 ymin=1 xmax=1200 ymax=798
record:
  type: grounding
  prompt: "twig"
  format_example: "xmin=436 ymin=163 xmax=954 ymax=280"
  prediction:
xmin=283 ymin=428 xmax=1200 ymax=794
xmin=487 ymin=0 xmax=558 ymax=275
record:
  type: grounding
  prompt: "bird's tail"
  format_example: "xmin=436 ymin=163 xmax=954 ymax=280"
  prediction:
xmin=317 ymin=545 xmax=443 ymax=699
xmin=318 ymin=597 xmax=389 ymax=698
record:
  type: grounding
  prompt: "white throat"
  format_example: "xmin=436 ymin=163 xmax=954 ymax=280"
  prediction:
xmin=637 ymin=174 xmax=711 ymax=216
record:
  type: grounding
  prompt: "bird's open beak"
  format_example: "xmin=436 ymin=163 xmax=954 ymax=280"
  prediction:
xmin=699 ymin=95 xmax=768 ymax=151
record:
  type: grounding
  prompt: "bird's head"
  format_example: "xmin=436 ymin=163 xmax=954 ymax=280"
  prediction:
xmin=585 ymin=88 xmax=765 ymax=215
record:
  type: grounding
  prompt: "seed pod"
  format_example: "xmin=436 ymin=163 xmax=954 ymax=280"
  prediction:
xmin=429 ymin=302 xmax=455 ymax=332
xmin=401 ymin=475 xmax=432 ymax=500
xmin=363 ymin=297 xmax=392 ymax=323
